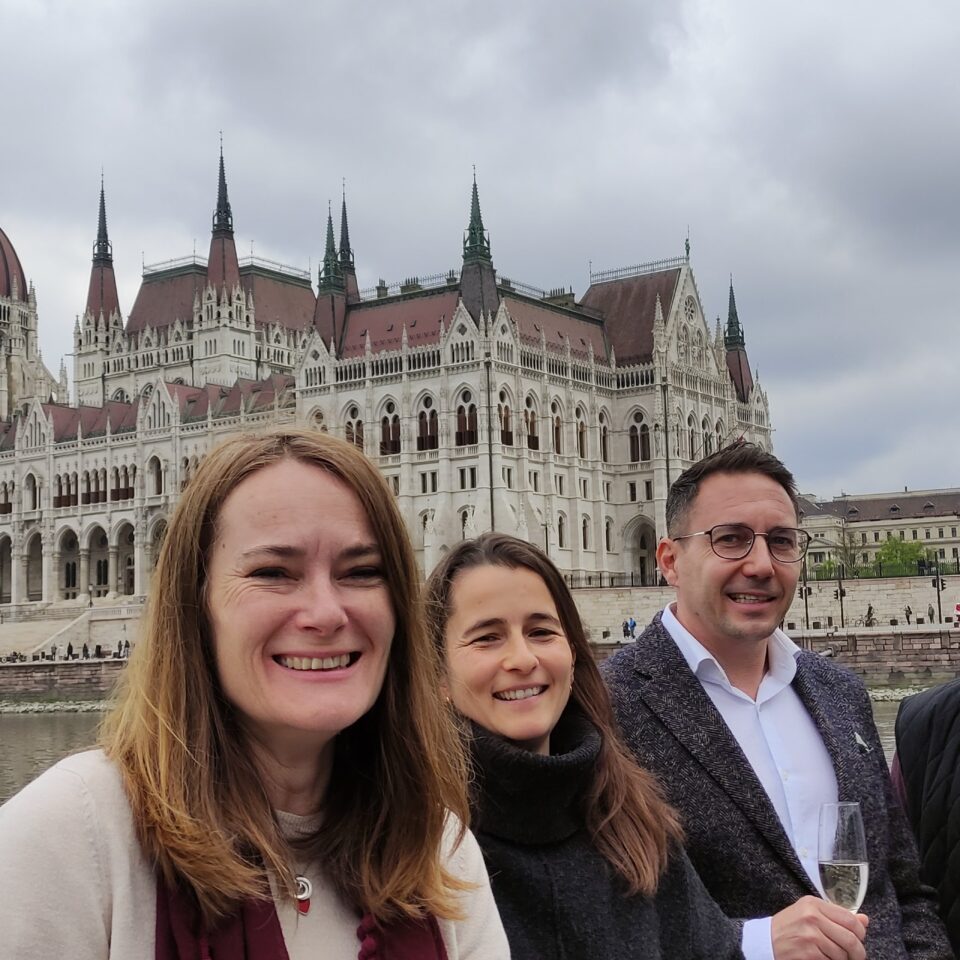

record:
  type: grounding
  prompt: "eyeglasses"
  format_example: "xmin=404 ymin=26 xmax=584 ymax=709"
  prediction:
xmin=672 ymin=523 xmax=811 ymax=563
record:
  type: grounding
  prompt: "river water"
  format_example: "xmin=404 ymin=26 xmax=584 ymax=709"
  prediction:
xmin=0 ymin=701 xmax=905 ymax=805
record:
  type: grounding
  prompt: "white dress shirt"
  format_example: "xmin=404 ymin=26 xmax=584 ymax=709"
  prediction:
xmin=661 ymin=604 xmax=838 ymax=960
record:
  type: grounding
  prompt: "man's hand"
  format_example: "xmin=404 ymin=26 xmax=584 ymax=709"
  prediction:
xmin=771 ymin=896 xmax=869 ymax=960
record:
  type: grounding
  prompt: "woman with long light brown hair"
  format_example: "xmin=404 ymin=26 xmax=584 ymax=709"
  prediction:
xmin=0 ymin=429 xmax=508 ymax=959
xmin=426 ymin=533 xmax=742 ymax=960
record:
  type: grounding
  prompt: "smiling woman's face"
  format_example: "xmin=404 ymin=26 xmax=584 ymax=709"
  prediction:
xmin=443 ymin=564 xmax=574 ymax=755
xmin=204 ymin=458 xmax=395 ymax=761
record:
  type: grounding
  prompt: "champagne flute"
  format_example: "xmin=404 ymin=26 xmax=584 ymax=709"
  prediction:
xmin=818 ymin=801 xmax=868 ymax=912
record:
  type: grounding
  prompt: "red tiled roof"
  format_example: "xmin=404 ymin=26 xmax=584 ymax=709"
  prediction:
xmin=819 ymin=493 xmax=960 ymax=523
xmin=339 ymin=290 xmax=462 ymax=358
xmin=207 ymin=234 xmax=240 ymax=292
xmin=580 ymin=269 xmax=681 ymax=366
xmin=501 ymin=297 xmax=607 ymax=361
xmin=127 ymin=266 xmax=206 ymax=334
xmin=85 ymin=262 xmax=121 ymax=320
xmin=0 ymin=226 xmax=28 ymax=302
xmin=243 ymin=271 xmax=315 ymax=333
xmin=726 ymin=348 xmax=754 ymax=402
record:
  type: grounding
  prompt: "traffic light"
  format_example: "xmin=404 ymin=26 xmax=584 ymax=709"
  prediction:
xmin=833 ymin=590 xmax=839 ymax=599
xmin=941 ymin=579 xmax=947 ymax=590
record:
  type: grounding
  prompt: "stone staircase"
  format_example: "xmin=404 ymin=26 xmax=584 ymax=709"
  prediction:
xmin=0 ymin=620 xmax=74 ymax=658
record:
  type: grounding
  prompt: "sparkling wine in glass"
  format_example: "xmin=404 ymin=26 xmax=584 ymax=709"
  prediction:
xmin=818 ymin=802 xmax=868 ymax=912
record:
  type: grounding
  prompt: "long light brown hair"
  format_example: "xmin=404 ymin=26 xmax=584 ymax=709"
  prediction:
xmin=425 ymin=532 xmax=682 ymax=897
xmin=101 ymin=428 xmax=469 ymax=924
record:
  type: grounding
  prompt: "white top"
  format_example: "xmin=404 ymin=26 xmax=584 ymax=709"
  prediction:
xmin=0 ymin=750 xmax=510 ymax=960
xmin=662 ymin=604 xmax=838 ymax=960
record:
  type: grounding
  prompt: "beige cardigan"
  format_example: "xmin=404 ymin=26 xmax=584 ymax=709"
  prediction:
xmin=0 ymin=750 xmax=510 ymax=960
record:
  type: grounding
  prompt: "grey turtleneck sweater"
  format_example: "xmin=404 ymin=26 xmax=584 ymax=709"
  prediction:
xmin=469 ymin=708 xmax=744 ymax=960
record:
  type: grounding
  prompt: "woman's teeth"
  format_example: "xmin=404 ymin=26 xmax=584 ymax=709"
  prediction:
xmin=277 ymin=654 xmax=352 ymax=671
xmin=494 ymin=686 xmax=546 ymax=701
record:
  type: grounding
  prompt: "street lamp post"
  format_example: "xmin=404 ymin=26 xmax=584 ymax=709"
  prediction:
xmin=802 ymin=560 xmax=810 ymax=630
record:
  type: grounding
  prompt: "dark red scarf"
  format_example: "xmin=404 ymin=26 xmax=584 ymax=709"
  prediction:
xmin=156 ymin=879 xmax=449 ymax=960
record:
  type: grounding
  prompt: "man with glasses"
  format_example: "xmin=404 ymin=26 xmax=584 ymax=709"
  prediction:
xmin=603 ymin=444 xmax=949 ymax=960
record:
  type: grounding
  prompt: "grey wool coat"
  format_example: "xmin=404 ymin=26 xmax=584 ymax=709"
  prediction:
xmin=600 ymin=615 xmax=952 ymax=960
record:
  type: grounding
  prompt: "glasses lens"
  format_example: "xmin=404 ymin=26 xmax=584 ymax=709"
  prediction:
xmin=710 ymin=524 xmax=754 ymax=559
xmin=767 ymin=528 xmax=807 ymax=562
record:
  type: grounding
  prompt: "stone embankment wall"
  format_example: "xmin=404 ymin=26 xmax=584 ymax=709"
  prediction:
xmin=572 ymin=575 xmax=960 ymax=640
xmin=0 ymin=659 xmax=125 ymax=700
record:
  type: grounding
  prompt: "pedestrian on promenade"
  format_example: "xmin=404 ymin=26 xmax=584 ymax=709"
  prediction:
xmin=894 ymin=680 xmax=960 ymax=954
xmin=82 ymin=642 xmax=89 ymax=660
xmin=905 ymin=605 xmax=913 ymax=625
xmin=602 ymin=443 xmax=950 ymax=960
xmin=0 ymin=429 xmax=507 ymax=960
xmin=928 ymin=604 xmax=936 ymax=624
xmin=66 ymin=642 xmax=73 ymax=660
xmin=628 ymin=614 xmax=637 ymax=638
xmin=427 ymin=533 xmax=742 ymax=960
xmin=122 ymin=639 xmax=130 ymax=658
xmin=622 ymin=619 xmax=631 ymax=640
xmin=50 ymin=643 xmax=57 ymax=661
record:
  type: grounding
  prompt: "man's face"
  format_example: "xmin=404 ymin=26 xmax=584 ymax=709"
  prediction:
xmin=657 ymin=471 xmax=801 ymax=663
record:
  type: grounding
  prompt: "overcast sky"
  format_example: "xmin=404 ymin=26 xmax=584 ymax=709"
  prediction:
xmin=3 ymin=0 xmax=957 ymax=499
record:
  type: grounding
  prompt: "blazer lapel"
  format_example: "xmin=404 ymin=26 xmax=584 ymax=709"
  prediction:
xmin=792 ymin=656 xmax=857 ymax=802
xmin=631 ymin=623 xmax=816 ymax=893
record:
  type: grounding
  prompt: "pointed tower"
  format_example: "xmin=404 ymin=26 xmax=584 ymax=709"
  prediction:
xmin=75 ymin=180 xmax=123 ymax=406
xmin=194 ymin=145 xmax=256 ymax=386
xmin=339 ymin=189 xmax=360 ymax=303
xmin=314 ymin=204 xmax=347 ymax=350
xmin=318 ymin=206 xmax=345 ymax=294
xmin=207 ymin=146 xmax=241 ymax=292
xmin=724 ymin=279 xmax=754 ymax=402
xmin=85 ymin=179 xmax=122 ymax=324
xmin=459 ymin=173 xmax=499 ymax=323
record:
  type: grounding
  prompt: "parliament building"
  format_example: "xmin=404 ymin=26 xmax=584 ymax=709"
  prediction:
xmin=0 ymin=153 xmax=771 ymax=607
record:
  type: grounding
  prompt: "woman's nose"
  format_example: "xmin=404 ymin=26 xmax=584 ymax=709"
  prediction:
xmin=294 ymin=576 xmax=349 ymax=634
xmin=502 ymin=635 xmax=537 ymax=672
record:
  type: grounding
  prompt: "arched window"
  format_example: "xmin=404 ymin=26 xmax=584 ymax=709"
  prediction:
xmin=599 ymin=413 xmax=609 ymax=463
xmin=148 ymin=457 xmax=163 ymax=496
xmin=716 ymin=419 xmax=724 ymax=450
xmin=552 ymin=402 xmax=563 ymax=454
xmin=525 ymin=402 xmax=539 ymax=451
xmin=456 ymin=392 xmax=477 ymax=446
xmin=688 ymin=414 xmax=697 ymax=460
xmin=576 ymin=409 xmax=587 ymax=459
xmin=417 ymin=397 xmax=438 ymax=451
xmin=557 ymin=514 xmax=566 ymax=549
xmin=702 ymin=417 xmax=712 ymax=456
xmin=605 ymin=518 xmax=613 ymax=552
xmin=345 ymin=406 xmax=364 ymax=451
xmin=460 ymin=510 xmax=470 ymax=540
xmin=640 ymin=423 xmax=651 ymax=461
xmin=498 ymin=397 xmax=513 ymax=446
xmin=380 ymin=402 xmax=400 ymax=455
xmin=581 ymin=516 xmax=589 ymax=549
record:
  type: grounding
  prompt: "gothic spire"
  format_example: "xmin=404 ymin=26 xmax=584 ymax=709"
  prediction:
xmin=212 ymin=143 xmax=234 ymax=238
xmin=462 ymin=170 xmax=491 ymax=264
xmin=93 ymin=175 xmax=112 ymax=266
xmin=338 ymin=186 xmax=354 ymax=269
xmin=318 ymin=204 xmax=345 ymax=293
xmin=725 ymin=277 xmax=745 ymax=348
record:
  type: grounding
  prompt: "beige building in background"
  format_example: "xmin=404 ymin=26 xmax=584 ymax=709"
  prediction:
xmin=0 ymin=154 xmax=772 ymax=609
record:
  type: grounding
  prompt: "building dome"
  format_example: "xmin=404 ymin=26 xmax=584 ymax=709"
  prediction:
xmin=0 ymin=226 xmax=28 ymax=301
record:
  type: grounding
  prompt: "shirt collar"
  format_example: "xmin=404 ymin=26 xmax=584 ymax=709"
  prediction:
xmin=661 ymin=603 xmax=800 ymax=697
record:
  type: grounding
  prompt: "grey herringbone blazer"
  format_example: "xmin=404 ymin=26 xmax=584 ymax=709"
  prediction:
xmin=601 ymin=615 xmax=951 ymax=960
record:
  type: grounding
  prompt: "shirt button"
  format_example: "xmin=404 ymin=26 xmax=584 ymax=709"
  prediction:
xmin=800 ymin=847 xmax=809 ymax=857
xmin=781 ymin=771 xmax=790 ymax=781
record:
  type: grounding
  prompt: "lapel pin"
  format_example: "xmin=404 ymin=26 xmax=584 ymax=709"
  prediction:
xmin=854 ymin=732 xmax=872 ymax=754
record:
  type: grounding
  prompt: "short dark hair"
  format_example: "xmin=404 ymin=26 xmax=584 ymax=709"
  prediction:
xmin=665 ymin=442 xmax=800 ymax=535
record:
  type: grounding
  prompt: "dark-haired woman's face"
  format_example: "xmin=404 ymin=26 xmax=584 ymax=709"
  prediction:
xmin=443 ymin=564 xmax=573 ymax=755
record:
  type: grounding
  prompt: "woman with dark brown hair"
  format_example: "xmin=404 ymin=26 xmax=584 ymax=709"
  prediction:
xmin=426 ymin=532 xmax=742 ymax=960
xmin=0 ymin=429 xmax=508 ymax=960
